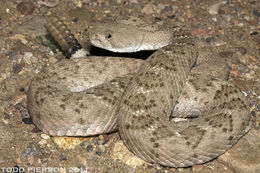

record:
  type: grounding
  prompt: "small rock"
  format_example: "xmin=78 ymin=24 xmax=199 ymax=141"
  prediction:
xmin=142 ymin=3 xmax=157 ymax=15
xmin=218 ymin=129 xmax=260 ymax=173
xmin=190 ymin=28 xmax=210 ymax=38
xmin=38 ymin=139 xmax=47 ymax=146
xmin=250 ymin=31 xmax=258 ymax=35
xmin=41 ymin=134 xmax=50 ymax=140
xmin=224 ymin=14 xmax=232 ymax=22
xmin=16 ymin=16 xmax=47 ymax=37
xmin=23 ymin=52 xmax=38 ymax=64
xmin=67 ymin=8 xmax=94 ymax=30
xmin=17 ymin=1 xmax=35 ymax=15
xmin=49 ymin=56 xmax=58 ymax=64
xmin=22 ymin=118 xmax=33 ymax=124
xmin=95 ymin=150 xmax=103 ymax=156
xmin=251 ymin=111 xmax=256 ymax=117
xmin=205 ymin=37 xmax=214 ymax=43
xmin=244 ymin=54 xmax=258 ymax=63
xmin=186 ymin=11 xmax=192 ymax=18
xmin=7 ymin=51 xmax=17 ymax=60
xmin=111 ymin=141 xmax=145 ymax=168
xmin=98 ymin=145 xmax=106 ymax=153
xmin=192 ymin=164 xmax=205 ymax=172
xmin=23 ymin=52 xmax=34 ymax=64
xmin=9 ymin=34 xmax=28 ymax=45
xmin=169 ymin=167 xmax=176 ymax=172
xmin=13 ymin=64 xmax=23 ymax=74
xmin=257 ymin=104 xmax=260 ymax=111
xmin=229 ymin=70 xmax=241 ymax=78
xmin=59 ymin=154 xmax=67 ymax=161
xmin=22 ymin=146 xmax=39 ymax=157
xmin=213 ymin=39 xmax=226 ymax=46
xmin=232 ymin=79 xmax=255 ymax=92
xmin=236 ymin=47 xmax=247 ymax=55
xmin=208 ymin=1 xmax=225 ymax=15
xmin=252 ymin=10 xmax=260 ymax=17
xmin=27 ymin=155 xmax=35 ymax=164
xmin=163 ymin=5 xmax=173 ymax=12
xmin=53 ymin=137 xmax=90 ymax=150
xmin=86 ymin=145 xmax=93 ymax=152
xmin=130 ymin=0 xmax=138 ymax=3
xmin=38 ymin=0 xmax=60 ymax=7
xmin=237 ymin=66 xmax=248 ymax=73
xmin=157 ymin=3 xmax=165 ymax=10
xmin=31 ymin=127 xmax=42 ymax=133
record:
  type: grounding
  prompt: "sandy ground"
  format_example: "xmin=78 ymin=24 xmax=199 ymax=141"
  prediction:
xmin=0 ymin=0 xmax=259 ymax=173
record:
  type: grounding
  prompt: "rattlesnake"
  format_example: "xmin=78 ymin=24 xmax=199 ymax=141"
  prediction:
xmin=27 ymin=16 xmax=252 ymax=167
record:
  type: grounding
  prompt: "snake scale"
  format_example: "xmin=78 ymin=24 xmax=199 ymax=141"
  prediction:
xmin=27 ymin=16 xmax=252 ymax=167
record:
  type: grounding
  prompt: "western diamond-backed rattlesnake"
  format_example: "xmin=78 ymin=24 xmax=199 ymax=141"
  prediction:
xmin=27 ymin=16 xmax=251 ymax=167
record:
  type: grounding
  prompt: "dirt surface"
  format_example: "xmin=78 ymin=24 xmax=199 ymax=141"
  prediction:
xmin=0 ymin=0 xmax=259 ymax=173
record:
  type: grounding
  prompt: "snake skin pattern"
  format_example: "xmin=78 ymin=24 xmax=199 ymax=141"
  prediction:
xmin=27 ymin=16 xmax=251 ymax=167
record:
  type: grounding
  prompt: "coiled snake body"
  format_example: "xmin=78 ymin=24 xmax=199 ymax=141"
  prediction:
xmin=27 ymin=16 xmax=251 ymax=167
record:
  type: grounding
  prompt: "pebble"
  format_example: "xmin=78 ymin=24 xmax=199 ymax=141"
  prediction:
xmin=22 ymin=118 xmax=33 ymax=124
xmin=65 ymin=8 xmax=94 ymax=33
xmin=48 ymin=56 xmax=58 ymax=64
xmin=41 ymin=134 xmax=50 ymax=140
xmin=250 ymin=31 xmax=258 ymax=35
xmin=130 ymin=0 xmax=138 ymax=3
xmin=236 ymin=46 xmax=247 ymax=55
xmin=9 ymin=34 xmax=28 ymax=44
xmin=27 ymin=155 xmax=35 ymax=164
xmin=237 ymin=66 xmax=248 ymax=73
xmin=111 ymin=141 xmax=145 ymax=168
xmin=22 ymin=146 xmax=38 ymax=157
xmin=218 ymin=129 xmax=260 ymax=173
xmin=16 ymin=16 xmax=47 ymax=37
xmin=224 ymin=14 xmax=232 ymax=22
xmin=190 ymin=28 xmax=210 ymax=38
xmin=257 ymin=104 xmax=260 ymax=111
xmin=38 ymin=139 xmax=47 ymax=146
xmin=213 ymin=39 xmax=226 ymax=46
xmin=208 ymin=2 xmax=225 ymax=15
xmin=16 ymin=1 xmax=35 ymax=15
xmin=38 ymin=0 xmax=60 ymax=7
xmin=142 ymin=3 xmax=157 ymax=15
xmin=192 ymin=164 xmax=205 ymax=172
xmin=7 ymin=51 xmax=17 ymax=60
xmin=23 ymin=52 xmax=34 ymax=65
xmin=53 ymin=137 xmax=90 ymax=150
xmin=205 ymin=37 xmax=214 ymax=43
xmin=157 ymin=3 xmax=165 ymax=10
xmin=98 ymin=145 xmax=106 ymax=153
xmin=31 ymin=127 xmax=42 ymax=133
xmin=95 ymin=150 xmax=103 ymax=156
xmin=13 ymin=64 xmax=23 ymax=74
xmin=252 ymin=10 xmax=260 ymax=17
xmin=59 ymin=154 xmax=67 ymax=161
xmin=86 ymin=145 xmax=93 ymax=152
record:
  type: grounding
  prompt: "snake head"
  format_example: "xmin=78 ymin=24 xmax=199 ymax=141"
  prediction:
xmin=89 ymin=23 xmax=144 ymax=53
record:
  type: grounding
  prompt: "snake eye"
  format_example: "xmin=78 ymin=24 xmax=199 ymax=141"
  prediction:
xmin=106 ymin=33 xmax=112 ymax=39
